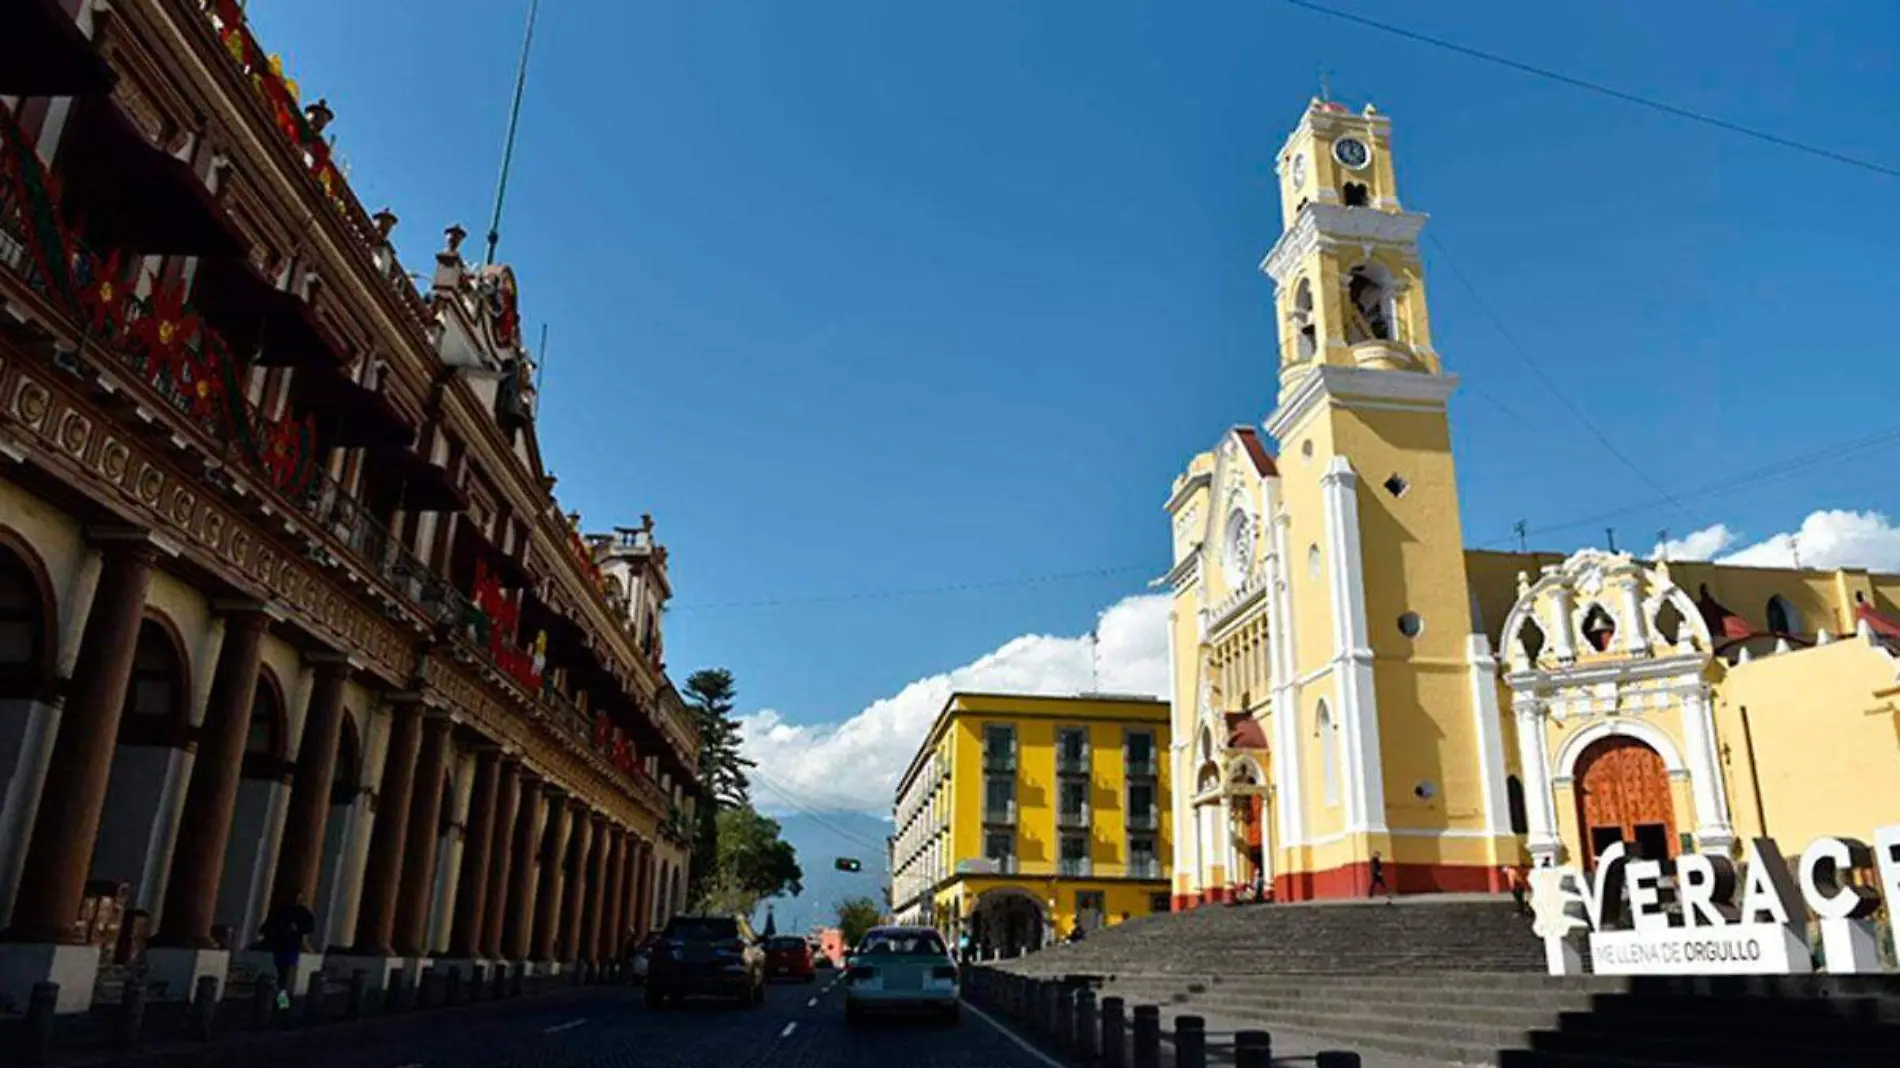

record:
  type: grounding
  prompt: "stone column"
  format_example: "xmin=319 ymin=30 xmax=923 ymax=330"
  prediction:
xmin=477 ymin=759 xmax=521 ymax=958
xmin=267 ymin=657 xmax=351 ymax=916
xmin=446 ymin=748 xmax=502 ymax=958
xmin=619 ymin=836 xmax=640 ymax=945
xmin=597 ymin=828 xmax=625 ymax=962
xmin=557 ymin=802 xmax=593 ymax=962
xmin=530 ymin=793 xmax=571 ymax=961
xmin=392 ymin=715 xmax=454 ymax=956
xmin=0 ymin=534 xmax=156 ymax=944
xmin=347 ymin=701 xmax=424 ymax=956
xmin=1514 ymin=696 xmax=1562 ymax=865
xmin=578 ymin=813 xmax=608 ymax=964
xmin=631 ymin=838 xmax=651 ymax=939
xmin=500 ymin=776 xmax=543 ymax=960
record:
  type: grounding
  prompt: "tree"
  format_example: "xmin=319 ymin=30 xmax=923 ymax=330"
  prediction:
xmin=835 ymin=896 xmax=882 ymax=948
xmin=684 ymin=667 xmax=756 ymax=905
xmin=685 ymin=668 xmax=753 ymax=808
xmin=695 ymin=807 xmax=802 ymax=918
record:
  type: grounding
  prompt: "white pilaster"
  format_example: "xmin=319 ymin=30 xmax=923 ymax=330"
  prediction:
xmin=1319 ymin=457 xmax=1386 ymax=835
xmin=135 ymin=747 xmax=197 ymax=915
xmin=1617 ymin=582 xmax=1650 ymax=654
xmin=1679 ymin=687 xmax=1736 ymax=856
xmin=1266 ymin=510 xmax=1305 ymax=849
xmin=1465 ymin=634 xmax=1511 ymax=840
xmin=1513 ymin=696 xmax=1561 ymax=864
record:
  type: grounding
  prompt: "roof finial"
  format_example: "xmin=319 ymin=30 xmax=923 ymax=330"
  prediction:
xmin=1318 ymin=65 xmax=1332 ymax=103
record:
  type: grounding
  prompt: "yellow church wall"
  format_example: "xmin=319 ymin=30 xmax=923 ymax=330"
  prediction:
xmin=1711 ymin=638 xmax=1900 ymax=854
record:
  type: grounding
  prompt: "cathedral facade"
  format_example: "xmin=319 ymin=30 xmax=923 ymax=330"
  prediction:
xmin=1164 ymin=99 xmax=1900 ymax=907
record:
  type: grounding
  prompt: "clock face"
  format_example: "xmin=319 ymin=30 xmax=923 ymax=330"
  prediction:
xmin=1289 ymin=153 xmax=1307 ymax=189
xmin=1333 ymin=137 xmax=1370 ymax=170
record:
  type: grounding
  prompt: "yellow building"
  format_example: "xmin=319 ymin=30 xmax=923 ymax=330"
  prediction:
xmin=890 ymin=693 xmax=1172 ymax=954
xmin=1165 ymin=98 xmax=1900 ymax=908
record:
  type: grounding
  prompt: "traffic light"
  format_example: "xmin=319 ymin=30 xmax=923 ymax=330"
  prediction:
xmin=834 ymin=857 xmax=862 ymax=872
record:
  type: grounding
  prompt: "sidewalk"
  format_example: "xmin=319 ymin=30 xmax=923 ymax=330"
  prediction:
xmin=1149 ymin=1002 xmax=1482 ymax=1068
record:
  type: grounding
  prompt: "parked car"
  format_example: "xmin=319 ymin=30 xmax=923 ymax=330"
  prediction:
xmin=762 ymin=935 xmax=816 ymax=982
xmin=644 ymin=916 xmax=765 ymax=1009
xmin=843 ymin=925 xmax=960 ymax=1025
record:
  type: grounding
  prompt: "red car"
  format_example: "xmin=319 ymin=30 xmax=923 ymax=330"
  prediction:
xmin=762 ymin=935 xmax=815 ymax=982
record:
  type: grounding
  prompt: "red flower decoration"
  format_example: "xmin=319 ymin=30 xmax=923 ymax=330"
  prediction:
xmin=135 ymin=280 xmax=200 ymax=381
xmin=77 ymin=250 xmax=127 ymax=338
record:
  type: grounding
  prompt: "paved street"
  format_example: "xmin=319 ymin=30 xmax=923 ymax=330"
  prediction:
xmin=74 ymin=973 xmax=1055 ymax=1068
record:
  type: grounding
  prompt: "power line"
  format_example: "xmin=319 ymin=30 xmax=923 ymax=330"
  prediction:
xmin=671 ymin=563 xmax=1151 ymax=612
xmin=1426 ymin=231 xmax=1705 ymax=531
xmin=1277 ymin=0 xmax=1899 ymax=180
xmin=1479 ymin=422 xmax=1900 ymax=549
xmin=750 ymin=768 xmax=892 ymax=854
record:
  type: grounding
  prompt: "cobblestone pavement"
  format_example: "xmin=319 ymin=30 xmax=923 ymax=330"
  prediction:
xmin=71 ymin=972 xmax=1059 ymax=1068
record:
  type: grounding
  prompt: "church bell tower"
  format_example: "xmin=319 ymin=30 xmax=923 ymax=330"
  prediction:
xmin=1260 ymin=100 xmax=1514 ymax=898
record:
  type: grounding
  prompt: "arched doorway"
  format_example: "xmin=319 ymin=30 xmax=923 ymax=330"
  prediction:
xmin=90 ymin=616 xmax=191 ymax=943
xmin=215 ymin=668 xmax=288 ymax=945
xmin=969 ymin=887 xmax=1047 ymax=959
xmin=0 ymin=537 xmax=56 ymax=927
xmin=1226 ymin=756 xmax=1270 ymax=898
xmin=312 ymin=712 xmax=362 ymax=950
xmin=1574 ymin=736 xmax=1677 ymax=869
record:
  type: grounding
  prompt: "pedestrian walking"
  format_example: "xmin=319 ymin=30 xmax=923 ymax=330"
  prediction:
xmin=1368 ymin=852 xmax=1392 ymax=902
xmin=259 ymin=900 xmax=316 ymax=1008
xmin=1506 ymin=863 xmax=1530 ymax=915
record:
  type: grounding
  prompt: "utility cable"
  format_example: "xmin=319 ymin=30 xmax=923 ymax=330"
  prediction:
xmin=1277 ymin=0 xmax=1899 ymax=180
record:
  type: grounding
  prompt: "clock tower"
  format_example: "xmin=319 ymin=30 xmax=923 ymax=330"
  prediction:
xmin=1257 ymin=100 xmax=1515 ymax=898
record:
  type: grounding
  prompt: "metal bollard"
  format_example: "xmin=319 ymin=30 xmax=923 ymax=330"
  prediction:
xmin=1233 ymin=1030 xmax=1274 ymax=1068
xmin=1131 ymin=1004 xmax=1161 ymax=1068
xmin=491 ymin=962 xmax=509 ymax=1000
xmin=303 ymin=973 xmax=326 ymax=1025
xmin=116 ymin=977 xmax=147 ymax=1050
xmin=386 ymin=967 xmax=408 ymax=1013
xmin=21 ymin=981 xmax=57 ymax=1065
xmin=1075 ymin=988 xmax=1099 ymax=1060
xmin=1101 ymin=996 xmax=1127 ymax=1068
xmin=510 ymin=962 xmax=525 ymax=997
xmin=445 ymin=967 xmax=462 ymax=1006
xmin=252 ymin=974 xmax=278 ymax=1029
xmin=416 ymin=970 xmax=438 ymax=1010
xmin=1058 ymin=987 xmax=1077 ymax=1049
xmin=1175 ymin=1014 xmax=1207 ymax=1068
xmin=346 ymin=970 xmax=368 ymax=1021
xmin=190 ymin=975 xmax=221 ymax=1041
xmin=1315 ymin=1053 xmax=1362 ymax=1068
xmin=1042 ymin=981 xmax=1061 ymax=1037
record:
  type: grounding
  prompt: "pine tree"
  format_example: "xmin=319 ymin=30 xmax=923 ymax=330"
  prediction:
xmin=684 ymin=667 xmax=758 ymax=907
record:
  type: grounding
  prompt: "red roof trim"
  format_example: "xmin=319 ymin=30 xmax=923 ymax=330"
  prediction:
xmin=1232 ymin=427 xmax=1279 ymax=477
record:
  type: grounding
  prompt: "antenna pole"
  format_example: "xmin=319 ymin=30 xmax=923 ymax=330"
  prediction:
xmin=535 ymin=322 xmax=549 ymax=394
xmin=1512 ymin=519 xmax=1528 ymax=554
xmin=485 ymin=0 xmax=541 ymax=266
xmin=1605 ymin=527 xmax=1618 ymax=553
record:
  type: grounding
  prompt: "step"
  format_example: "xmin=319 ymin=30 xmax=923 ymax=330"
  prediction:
xmin=1523 ymin=1028 xmax=1900 ymax=1068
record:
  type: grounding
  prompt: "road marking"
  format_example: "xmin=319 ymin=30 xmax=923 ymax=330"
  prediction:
xmin=780 ymin=1022 xmax=798 ymax=1038
xmin=806 ymin=996 xmax=818 ymax=1008
xmin=964 ymin=1000 xmax=1064 ymax=1068
xmin=541 ymin=1018 xmax=587 ymax=1035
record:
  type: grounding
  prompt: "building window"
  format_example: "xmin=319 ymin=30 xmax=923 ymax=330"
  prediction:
xmin=1059 ymin=780 xmax=1089 ymax=826
xmin=1766 ymin=595 xmax=1800 ymax=636
xmin=983 ymin=724 xmax=1016 ymax=771
xmin=1075 ymin=891 xmax=1106 ymax=931
xmin=1125 ymin=730 xmax=1156 ymax=777
xmin=983 ymin=831 xmax=1014 ymax=873
xmin=984 ymin=776 xmax=1014 ymax=823
xmin=1127 ymin=781 xmax=1156 ymax=830
xmin=1507 ymin=774 xmax=1529 ymax=836
xmin=1059 ymin=832 xmax=1090 ymax=876
xmin=1128 ymin=834 xmax=1158 ymax=879
xmin=1057 ymin=726 xmax=1089 ymax=773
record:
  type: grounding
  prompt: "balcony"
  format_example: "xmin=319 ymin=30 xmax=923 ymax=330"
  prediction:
xmin=1056 ymin=750 xmax=1091 ymax=776
xmin=1057 ymin=805 xmax=1090 ymax=830
xmin=982 ymin=803 xmax=1016 ymax=826
xmin=1126 ymin=809 xmax=1158 ymax=831
xmin=983 ymin=748 xmax=1016 ymax=773
xmin=1057 ymin=857 xmax=1092 ymax=878
xmin=1125 ymin=753 xmax=1159 ymax=778
xmin=1125 ymin=857 xmax=1162 ymax=880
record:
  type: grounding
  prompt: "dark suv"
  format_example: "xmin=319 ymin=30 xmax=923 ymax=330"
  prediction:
xmin=644 ymin=916 xmax=765 ymax=1009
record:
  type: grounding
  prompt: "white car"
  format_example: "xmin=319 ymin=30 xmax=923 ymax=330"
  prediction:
xmin=843 ymin=926 xmax=960 ymax=1025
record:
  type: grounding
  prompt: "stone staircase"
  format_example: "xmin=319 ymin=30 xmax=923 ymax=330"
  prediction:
xmin=1001 ymin=893 xmax=1549 ymax=977
xmin=986 ymin=895 xmax=1900 ymax=1065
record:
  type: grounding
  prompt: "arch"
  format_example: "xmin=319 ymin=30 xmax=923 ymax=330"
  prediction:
xmin=1573 ymin=735 xmax=1677 ymax=868
xmin=1344 ymin=262 xmax=1396 ymax=343
xmin=1316 ymin=699 xmax=1339 ymax=807
xmin=1554 ymin=718 xmax=1688 ymax=781
xmin=969 ymin=886 xmax=1049 ymax=958
xmin=0 ymin=528 xmax=57 ymax=697
xmin=1653 ymin=598 xmax=1685 ymax=647
xmin=1198 ymin=726 xmax=1214 ymax=764
xmin=1766 ymin=595 xmax=1800 ymax=636
xmin=1226 ymin=753 xmax=1265 ymax=787
xmin=241 ymin=665 xmax=288 ymax=778
xmin=119 ymin=614 xmax=190 ymax=745
xmin=1291 ymin=278 xmax=1317 ymax=361
xmin=1342 ymin=181 xmax=1369 ymax=207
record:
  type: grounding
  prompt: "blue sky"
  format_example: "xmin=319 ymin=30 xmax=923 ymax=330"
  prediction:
xmin=249 ymin=1 xmax=1899 ymax=804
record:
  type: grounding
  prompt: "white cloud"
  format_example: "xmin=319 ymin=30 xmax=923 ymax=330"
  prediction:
xmin=737 ymin=593 xmax=1170 ymax=815
xmin=1652 ymin=510 xmax=1900 ymax=572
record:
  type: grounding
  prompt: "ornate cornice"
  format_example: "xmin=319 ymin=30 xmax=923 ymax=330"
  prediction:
xmin=1264 ymin=363 xmax=1458 ymax=443
xmin=1260 ymin=202 xmax=1429 ymax=288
